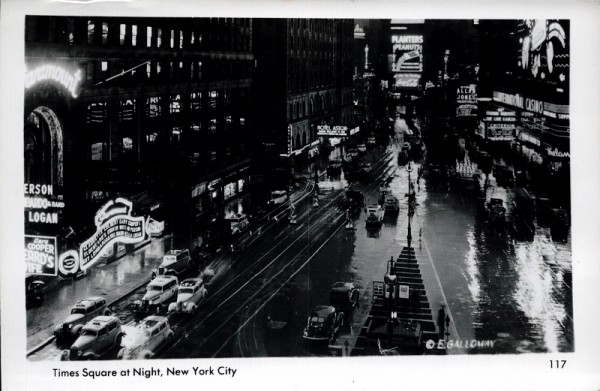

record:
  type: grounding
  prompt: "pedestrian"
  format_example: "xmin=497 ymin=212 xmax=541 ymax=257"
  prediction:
xmin=437 ymin=304 xmax=447 ymax=340
xmin=445 ymin=314 xmax=451 ymax=337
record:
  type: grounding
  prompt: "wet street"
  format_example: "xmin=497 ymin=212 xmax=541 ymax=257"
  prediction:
xmin=27 ymin=118 xmax=572 ymax=360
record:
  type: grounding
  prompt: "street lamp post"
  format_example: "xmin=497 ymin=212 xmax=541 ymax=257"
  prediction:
xmin=407 ymin=162 xmax=413 ymax=248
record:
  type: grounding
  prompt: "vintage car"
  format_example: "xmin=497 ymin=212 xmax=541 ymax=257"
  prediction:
xmin=118 ymin=316 xmax=174 ymax=360
xmin=25 ymin=277 xmax=45 ymax=308
xmin=168 ymin=278 xmax=208 ymax=314
xmin=226 ymin=213 xmax=251 ymax=236
xmin=330 ymin=282 xmax=360 ymax=315
xmin=383 ymin=195 xmax=400 ymax=216
xmin=133 ymin=275 xmax=179 ymax=314
xmin=302 ymin=305 xmax=344 ymax=342
xmin=151 ymin=249 xmax=192 ymax=279
xmin=365 ymin=204 xmax=384 ymax=229
xmin=54 ymin=297 xmax=111 ymax=344
xmin=268 ymin=190 xmax=288 ymax=206
xmin=67 ymin=316 xmax=124 ymax=360
xmin=487 ymin=198 xmax=507 ymax=226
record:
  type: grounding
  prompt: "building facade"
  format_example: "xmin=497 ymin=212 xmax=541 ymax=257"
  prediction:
xmin=252 ymin=18 xmax=354 ymax=180
xmin=24 ymin=16 xmax=254 ymax=258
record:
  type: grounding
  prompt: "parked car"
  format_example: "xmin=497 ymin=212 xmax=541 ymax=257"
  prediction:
xmin=54 ymin=297 xmax=111 ymax=344
xmin=151 ymin=249 xmax=192 ymax=279
xmin=302 ymin=305 xmax=344 ymax=342
xmin=25 ymin=277 xmax=45 ymax=308
xmin=330 ymin=282 xmax=360 ymax=315
xmin=367 ymin=137 xmax=376 ymax=147
xmin=67 ymin=316 xmax=124 ymax=360
xmin=133 ymin=275 xmax=179 ymax=314
xmin=118 ymin=316 xmax=174 ymax=359
xmin=357 ymin=144 xmax=367 ymax=153
xmin=168 ymin=278 xmax=208 ymax=314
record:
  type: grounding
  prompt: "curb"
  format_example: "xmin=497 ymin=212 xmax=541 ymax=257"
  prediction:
xmin=26 ymin=335 xmax=56 ymax=357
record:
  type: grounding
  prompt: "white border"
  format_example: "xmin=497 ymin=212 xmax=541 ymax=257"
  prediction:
xmin=2 ymin=1 xmax=600 ymax=390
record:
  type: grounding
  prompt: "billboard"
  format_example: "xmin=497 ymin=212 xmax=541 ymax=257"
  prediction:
xmin=517 ymin=20 xmax=569 ymax=87
xmin=393 ymin=73 xmax=421 ymax=89
xmin=391 ymin=34 xmax=423 ymax=73
xmin=78 ymin=198 xmax=146 ymax=273
xmin=25 ymin=235 xmax=57 ymax=276
xmin=456 ymin=84 xmax=478 ymax=117
xmin=317 ymin=125 xmax=348 ymax=137
xmin=484 ymin=109 xmax=516 ymax=141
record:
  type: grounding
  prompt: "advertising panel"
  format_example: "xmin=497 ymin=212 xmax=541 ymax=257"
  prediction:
xmin=25 ymin=235 xmax=57 ymax=276
xmin=24 ymin=183 xmax=64 ymax=226
xmin=77 ymin=198 xmax=146 ymax=272
xmin=317 ymin=125 xmax=348 ymax=137
xmin=487 ymin=123 xmax=516 ymax=141
xmin=517 ymin=20 xmax=569 ymax=88
xmin=391 ymin=34 xmax=423 ymax=73
xmin=456 ymin=84 xmax=478 ymax=117
xmin=393 ymin=73 xmax=421 ymax=89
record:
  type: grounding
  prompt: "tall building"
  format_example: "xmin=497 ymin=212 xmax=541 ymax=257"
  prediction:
xmin=24 ymin=16 xmax=254 ymax=249
xmin=252 ymin=18 xmax=354 ymax=184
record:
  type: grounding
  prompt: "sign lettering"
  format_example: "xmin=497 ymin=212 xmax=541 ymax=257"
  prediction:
xmin=25 ymin=235 xmax=57 ymax=276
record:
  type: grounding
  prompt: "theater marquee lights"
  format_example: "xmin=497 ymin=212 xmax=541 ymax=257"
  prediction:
xmin=24 ymin=64 xmax=82 ymax=98
xmin=78 ymin=198 xmax=146 ymax=272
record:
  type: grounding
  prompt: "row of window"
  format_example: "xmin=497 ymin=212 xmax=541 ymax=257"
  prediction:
xmin=85 ymin=92 xmax=246 ymax=125
xmin=81 ymin=58 xmax=252 ymax=85
xmin=288 ymin=93 xmax=337 ymax=120
xmin=25 ymin=16 xmax=252 ymax=53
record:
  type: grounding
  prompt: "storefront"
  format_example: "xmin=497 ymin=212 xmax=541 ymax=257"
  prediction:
xmin=191 ymin=163 xmax=251 ymax=222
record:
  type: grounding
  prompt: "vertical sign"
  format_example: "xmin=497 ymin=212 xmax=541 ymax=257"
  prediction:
xmin=25 ymin=235 xmax=57 ymax=276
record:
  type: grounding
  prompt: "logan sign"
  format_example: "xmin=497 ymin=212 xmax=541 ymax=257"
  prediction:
xmin=79 ymin=198 xmax=146 ymax=272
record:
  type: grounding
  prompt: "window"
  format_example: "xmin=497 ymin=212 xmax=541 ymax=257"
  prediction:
xmin=171 ymin=127 xmax=182 ymax=143
xmin=170 ymin=94 xmax=181 ymax=114
xmin=198 ymin=61 xmax=202 ymax=80
xmin=101 ymin=61 xmax=108 ymax=72
xmin=68 ymin=18 xmax=75 ymax=45
xmin=190 ymin=62 xmax=195 ymax=79
xmin=131 ymin=25 xmax=137 ymax=46
xmin=87 ymin=20 xmax=95 ymax=44
xmin=146 ymin=26 xmax=153 ymax=47
xmin=146 ymin=61 xmax=151 ymax=78
xmin=191 ymin=31 xmax=195 ymax=45
xmin=119 ymin=99 xmax=136 ymax=122
xmin=179 ymin=30 xmax=183 ymax=49
xmin=225 ymin=115 xmax=232 ymax=131
xmin=102 ymin=22 xmax=108 ymax=45
xmin=87 ymin=102 xmax=107 ymax=124
xmin=209 ymin=90 xmax=218 ymax=108
xmin=190 ymin=92 xmax=202 ymax=111
xmin=170 ymin=29 xmax=174 ymax=48
xmin=119 ymin=24 xmax=126 ymax=45
xmin=146 ymin=96 xmax=161 ymax=118
xmin=91 ymin=142 xmax=104 ymax=161
xmin=157 ymin=28 xmax=162 ymax=47
xmin=209 ymin=118 xmax=217 ymax=133
xmin=156 ymin=62 xmax=161 ymax=75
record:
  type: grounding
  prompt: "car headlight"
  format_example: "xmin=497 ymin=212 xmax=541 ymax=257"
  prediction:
xmin=67 ymin=324 xmax=72 ymax=329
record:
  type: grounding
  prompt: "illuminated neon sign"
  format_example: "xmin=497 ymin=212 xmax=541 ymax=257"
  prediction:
xmin=79 ymin=198 xmax=146 ymax=271
xmin=25 ymin=65 xmax=82 ymax=98
xmin=25 ymin=235 xmax=57 ymax=276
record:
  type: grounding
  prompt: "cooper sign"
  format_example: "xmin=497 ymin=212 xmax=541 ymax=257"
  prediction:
xmin=25 ymin=235 xmax=57 ymax=276
xmin=79 ymin=198 xmax=146 ymax=272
